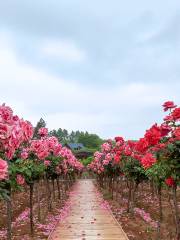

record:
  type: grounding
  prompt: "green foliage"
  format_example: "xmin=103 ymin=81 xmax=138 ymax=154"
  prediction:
xmin=49 ymin=128 xmax=104 ymax=150
xmin=78 ymin=132 xmax=103 ymax=149
xmin=165 ymin=141 xmax=180 ymax=185
xmin=49 ymin=128 xmax=81 ymax=144
xmin=0 ymin=182 xmax=10 ymax=200
xmin=122 ymin=157 xmax=147 ymax=184
xmin=9 ymin=159 xmax=45 ymax=185
xmin=104 ymin=161 xmax=121 ymax=176
xmin=153 ymin=140 xmax=180 ymax=186
xmin=146 ymin=162 xmax=170 ymax=186
xmin=45 ymin=156 xmax=63 ymax=179
xmin=81 ymin=156 xmax=93 ymax=166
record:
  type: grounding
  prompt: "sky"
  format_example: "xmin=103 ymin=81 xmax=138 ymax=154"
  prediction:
xmin=0 ymin=0 xmax=180 ymax=140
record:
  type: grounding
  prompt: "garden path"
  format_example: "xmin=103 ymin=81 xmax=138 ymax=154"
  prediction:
xmin=49 ymin=179 xmax=129 ymax=240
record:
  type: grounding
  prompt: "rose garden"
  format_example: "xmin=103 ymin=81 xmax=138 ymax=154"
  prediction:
xmin=0 ymin=101 xmax=179 ymax=240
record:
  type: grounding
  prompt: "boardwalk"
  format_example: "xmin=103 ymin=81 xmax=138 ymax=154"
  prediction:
xmin=49 ymin=179 xmax=128 ymax=240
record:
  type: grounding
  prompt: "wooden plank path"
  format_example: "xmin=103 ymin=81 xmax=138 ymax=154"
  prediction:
xmin=49 ymin=179 xmax=129 ymax=240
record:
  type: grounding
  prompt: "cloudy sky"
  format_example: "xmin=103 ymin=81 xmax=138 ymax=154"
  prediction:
xmin=0 ymin=1 xmax=180 ymax=140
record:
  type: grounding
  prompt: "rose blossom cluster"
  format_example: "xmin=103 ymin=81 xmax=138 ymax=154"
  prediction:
xmin=30 ymin=136 xmax=62 ymax=160
xmin=88 ymin=151 xmax=105 ymax=174
xmin=38 ymin=127 xmax=48 ymax=137
xmin=0 ymin=104 xmax=83 ymax=186
xmin=0 ymin=104 xmax=33 ymax=160
xmin=57 ymin=147 xmax=83 ymax=174
xmin=0 ymin=104 xmax=33 ymax=181
xmin=101 ymin=141 xmax=112 ymax=153
xmin=89 ymin=101 xmax=180 ymax=187
xmin=21 ymin=128 xmax=83 ymax=176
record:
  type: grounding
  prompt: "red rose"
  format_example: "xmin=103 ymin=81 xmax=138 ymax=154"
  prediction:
xmin=127 ymin=140 xmax=136 ymax=149
xmin=135 ymin=138 xmax=149 ymax=153
xmin=115 ymin=136 xmax=124 ymax=144
xmin=165 ymin=177 xmax=175 ymax=187
xmin=140 ymin=153 xmax=156 ymax=169
xmin=162 ymin=101 xmax=177 ymax=111
xmin=114 ymin=153 xmax=121 ymax=164
xmin=171 ymin=107 xmax=180 ymax=121
xmin=160 ymin=123 xmax=172 ymax=137
xmin=145 ymin=124 xmax=161 ymax=146
xmin=173 ymin=127 xmax=180 ymax=138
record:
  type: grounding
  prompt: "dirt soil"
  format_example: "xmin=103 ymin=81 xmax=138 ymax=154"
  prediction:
xmin=0 ymin=181 xmax=68 ymax=240
xmin=101 ymin=182 xmax=180 ymax=240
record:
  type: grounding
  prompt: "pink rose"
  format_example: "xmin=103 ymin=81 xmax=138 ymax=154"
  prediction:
xmin=0 ymin=104 xmax=13 ymax=123
xmin=5 ymin=148 xmax=15 ymax=160
xmin=0 ymin=158 xmax=8 ymax=180
xmin=38 ymin=127 xmax=48 ymax=137
xmin=164 ymin=115 xmax=174 ymax=122
xmin=21 ymin=150 xmax=28 ymax=160
xmin=52 ymin=143 xmax=62 ymax=156
xmin=103 ymin=159 xmax=109 ymax=165
xmin=56 ymin=166 xmax=61 ymax=174
xmin=44 ymin=160 xmax=51 ymax=167
xmin=0 ymin=123 xmax=11 ymax=140
xmin=20 ymin=120 xmax=33 ymax=141
xmin=101 ymin=142 xmax=111 ymax=153
xmin=16 ymin=174 xmax=25 ymax=185
xmin=38 ymin=151 xmax=49 ymax=160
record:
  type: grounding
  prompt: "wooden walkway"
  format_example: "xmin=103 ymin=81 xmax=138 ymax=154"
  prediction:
xmin=49 ymin=179 xmax=129 ymax=240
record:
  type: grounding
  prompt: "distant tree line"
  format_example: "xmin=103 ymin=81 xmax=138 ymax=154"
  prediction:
xmin=34 ymin=118 xmax=104 ymax=150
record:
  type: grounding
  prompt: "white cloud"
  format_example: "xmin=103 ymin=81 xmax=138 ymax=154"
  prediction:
xmin=40 ymin=39 xmax=86 ymax=62
xmin=0 ymin=32 xmax=179 ymax=139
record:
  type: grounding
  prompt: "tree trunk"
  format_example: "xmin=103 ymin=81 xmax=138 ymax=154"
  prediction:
xmin=52 ymin=179 xmax=55 ymax=201
xmin=6 ymin=186 xmax=12 ymax=240
xmin=172 ymin=186 xmax=180 ymax=239
xmin=37 ymin=181 xmax=41 ymax=222
xmin=156 ymin=184 xmax=162 ymax=240
xmin=56 ymin=178 xmax=61 ymax=200
xmin=156 ymin=221 xmax=161 ymax=240
xmin=111 ymin=177 xmax=114 ymax=199
xmin=30 ymin=183 xmax=34 ymax=236
xmin=65 ymin=176 xmax=68 ymax=193
xmin=46 ymin=176 xmax=52 ymax=212
xmin=127 ymin=181 xmax=132 ymax=213
xmin=131 ymin=182 xmax=138 ymax=211
xmin=120 ymin=177 xmax=123 ymax=199
xmin=108 ymin=177 xmax=113 ymax=199
xmin=158 ymin=185 xmax=163 ymax=222
xmin=115 ymin=178 xmax=119 ymax=201
xmin=150 ymin=180 xmax=155 ymax=198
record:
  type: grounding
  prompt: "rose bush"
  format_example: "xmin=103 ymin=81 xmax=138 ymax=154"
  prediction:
xmin=0 ymin=104 xmax=83 ymax=240
xmin=89 ymin=101 xmax=180 ymax=238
